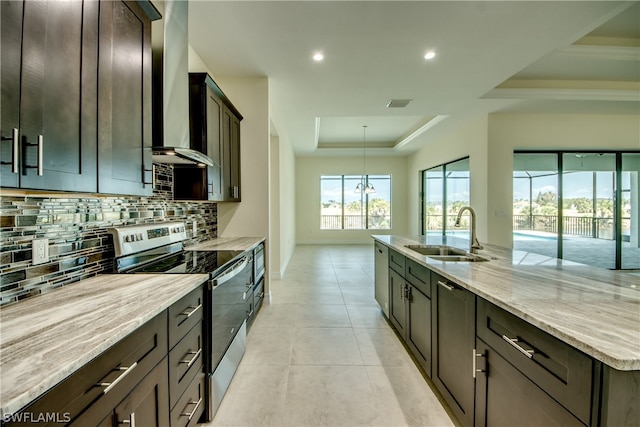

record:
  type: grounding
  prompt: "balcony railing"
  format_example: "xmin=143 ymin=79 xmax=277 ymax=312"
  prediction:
xmin=513 ymin=215 xmax=630 ymax=240
xmin=321 ymin=214 xmax=391 ymax=230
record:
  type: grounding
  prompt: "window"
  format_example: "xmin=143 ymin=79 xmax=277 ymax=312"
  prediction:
xmin=513 ymin=151 xmax=640 ymax=270
xmin=320 ymin=175 xmax=391 ymax=230
xmin=421 ymin=158 xmax=470 ymax=237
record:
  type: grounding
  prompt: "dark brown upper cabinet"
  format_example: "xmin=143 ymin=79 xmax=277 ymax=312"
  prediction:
xmin=1 ymin=0 xmax=99 ymax=192
xmin=0 ymin=0 xmax=159 ymax=196
xmin=97 ymin=0 xmax=158 ymax=196
xmin=174 ymin=73 xmax=242 ymax=202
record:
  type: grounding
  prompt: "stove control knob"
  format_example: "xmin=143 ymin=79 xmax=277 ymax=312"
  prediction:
xmin=124 ymin=235 xmax=132 ymax=243
xmin=137 ymin=233 xmax=143 ymax=241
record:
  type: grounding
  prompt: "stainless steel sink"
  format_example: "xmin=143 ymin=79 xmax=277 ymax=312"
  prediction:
xmin=404 ymin=245 xmax=489 ymax=262
xmin=427 ymin=255 xmax=489 ymax=262
xmin=404 ymin=245 xmax=468 ymax=256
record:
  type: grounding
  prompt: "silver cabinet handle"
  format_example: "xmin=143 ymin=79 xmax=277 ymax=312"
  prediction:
xmin=472 ymin=348 xmax=485 ymax=378
xmin=96 ymin=362 xmax=138 ymax=394
xmin=119 ymin=413 xmax=135 ymax=426
xmin=180 ymin=349 xmax=202 ymax=368
xmin=1 ymin=128 xmax=19 ymax=173
xmin=180 ymin=398 xmax=203 ymax=420
xmin=24 ymin=134 xmax=44 ymax=175
xmin=36 ymin=135 xmax=43 ymax=176
xmin=437 ymin=280 xmax=455 ymax=291
xmin=179 ymin=303 xmax=202 ymax=318
xmin=502 ymin=334 xmax=535 ymax=359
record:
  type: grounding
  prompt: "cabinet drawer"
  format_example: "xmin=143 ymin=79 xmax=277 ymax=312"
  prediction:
xmin=170 ymin=372 xmax=206 ymax=427
xmin=169 ymin=286 xmax=204 ymax=349
xmin=406 ymin=259 xmax=430 ymax=296
xmin=389 ymin=249 xmax=405 ymax=275
xmin=475 ymin=338 xmax=585 ymax=427
xmin=169 ymin=321 xmax=204 ymax=408
xmin=476 ymin=298 xmax=593 ymax=425
xmin=9 ymin=312 xmax=167 ymax=426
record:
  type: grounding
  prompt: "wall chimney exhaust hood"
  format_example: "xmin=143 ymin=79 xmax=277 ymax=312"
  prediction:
xmin=151 ymin=0 xmax=214 ymax=167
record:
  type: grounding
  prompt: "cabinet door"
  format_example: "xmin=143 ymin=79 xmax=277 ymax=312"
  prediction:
xmin=432 ymin=274 xmax=476 ymax=427
xmin=2 ymin=0 xmax=98 ymax=191
xmin=205 ymin=87 xmax=224 ymax=200
xmin=98 ymin=0 xmax=153 ymax=196
xmin=407 ymin=284 xmax=431 ymax=376
xmin=114 ymin=358 xmax=170 ymax=427
xmin=222 ymin=106 xmax=241 ymax=201
xmin=388 ymin=268 xmax=407 ymax=336
xmin=474 ymin=339 xmax=585 ymax=427
xmin=0 ymin=0 xmax=23 ymax=188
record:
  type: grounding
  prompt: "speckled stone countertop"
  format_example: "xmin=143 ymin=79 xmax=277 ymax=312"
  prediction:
xmin=373 ymin=235 xmax=640 ymax=371
xmin=0 ymin=274 xmax=209 ymax=417
xmin=186 ymin=236 xmax=265 ymax=252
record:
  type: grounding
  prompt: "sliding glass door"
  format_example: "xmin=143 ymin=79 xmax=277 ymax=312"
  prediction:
xmin=513 ymin=151 xmax=639 ymax=270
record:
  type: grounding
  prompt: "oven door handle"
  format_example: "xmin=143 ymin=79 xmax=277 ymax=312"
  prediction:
xmin=213 ymin=256 xmax=249 ymax=287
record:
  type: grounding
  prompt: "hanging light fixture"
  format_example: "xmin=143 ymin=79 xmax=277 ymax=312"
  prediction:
xmin=354 ymin=125 xmax=376 ymax=194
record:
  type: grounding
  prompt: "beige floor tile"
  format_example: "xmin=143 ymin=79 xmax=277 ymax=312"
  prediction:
xmin=346 ymin=304 xmax=390 ymax=329
xmin=205 ymin=365 xmax=289 ymax=426
xmin=282 ymin=366 xmax=376 ymax=427
xmin=367 ymin=365 xmax=455 ymax=427
xmin=340 ymin=286 xmax=378 ymax=305
xmin=355 ymin=328 xmax=414 ymax=366
xmin=242 ymin=327 xmax=295 ymax=366
xmin=269 ymin=285 xmax=344 ymax=305
xmin=291 ymin=327 xmax=363 ymax=366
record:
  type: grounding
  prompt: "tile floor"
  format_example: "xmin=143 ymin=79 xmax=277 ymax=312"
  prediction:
xmin=200 ymin=244 xmax=456 ymax=427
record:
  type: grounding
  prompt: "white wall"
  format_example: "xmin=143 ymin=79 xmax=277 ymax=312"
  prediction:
xmin=295 ymin=156 xmax=408 ymax=244
xmin=407 ymin=115 xmax=490 ymax=240
xmin=270 ymin=134 xmax=296 ymax=279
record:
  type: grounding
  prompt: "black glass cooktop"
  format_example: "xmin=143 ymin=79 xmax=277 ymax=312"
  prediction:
xmin=122 ymin=249 xmax=244 ymax=276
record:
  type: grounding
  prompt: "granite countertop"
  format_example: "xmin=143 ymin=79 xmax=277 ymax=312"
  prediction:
xmin=373 ymin=235 xmax=640 ymax=371
xmin=0 ymin=274 xmax=209 ymax=417
xmin=186 ymin=236 xmax=265 ymax=252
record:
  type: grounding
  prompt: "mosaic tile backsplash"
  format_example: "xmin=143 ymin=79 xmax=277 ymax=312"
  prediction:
xmin=0 ymin=164 xmax=217 ymax=305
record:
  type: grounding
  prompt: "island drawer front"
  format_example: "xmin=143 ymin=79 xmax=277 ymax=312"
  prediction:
xmin=389 ymin=249 xmax=405 ymax=275
xmin=7 ymin=312 xmax=168 ymax=427
xmin=169 ymin=320 xmax=204 ymax=408
xmin=477 ymin=298 xmax=593 ymax=425
xmin=170 ymin=371 xmax=206 ymax=427
xmin=169 ymin=286 xmax=204 ymax=350
xmin=406 ymin=259 xmax=430 ymax=296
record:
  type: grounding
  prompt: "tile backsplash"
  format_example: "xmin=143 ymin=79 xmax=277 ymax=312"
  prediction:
xmin=0 ymin=164 xmax=217 ymax=305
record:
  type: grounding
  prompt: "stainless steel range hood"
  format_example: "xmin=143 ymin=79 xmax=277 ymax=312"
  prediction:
xmin=151 ymin=0 xmax=214 ymax=168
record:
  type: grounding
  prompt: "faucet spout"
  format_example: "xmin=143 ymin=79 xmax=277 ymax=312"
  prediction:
xmin=455 ymin=206 xmax=483 ymax=254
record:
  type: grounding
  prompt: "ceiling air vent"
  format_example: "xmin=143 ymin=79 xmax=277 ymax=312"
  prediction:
xmin=386 ymin=99 xmax=412 ymax=108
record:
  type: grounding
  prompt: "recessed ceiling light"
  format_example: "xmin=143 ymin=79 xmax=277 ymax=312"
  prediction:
xmin=313 ymin=52 xmax=324 ymax=62
xmin=424 ymin=51 xmax=436 ymax=60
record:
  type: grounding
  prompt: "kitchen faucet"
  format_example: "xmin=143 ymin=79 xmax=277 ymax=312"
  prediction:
xmin=455 ymin=206 xmax=483 ymax=254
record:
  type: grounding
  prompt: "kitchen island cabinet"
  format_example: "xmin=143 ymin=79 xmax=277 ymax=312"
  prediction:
xmin=432 ymin=272 xmax=476 ymax=427
xmin=372 ymin=235 xmax=640 ymax=427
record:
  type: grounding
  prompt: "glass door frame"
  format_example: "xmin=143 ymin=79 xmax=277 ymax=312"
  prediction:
xmin=515 ymin=150 xmax=639 ymax=270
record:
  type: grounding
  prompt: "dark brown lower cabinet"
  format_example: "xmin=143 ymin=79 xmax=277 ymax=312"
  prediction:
xmin=388 ymin=268 xmax=407 ymax=335
xmin=87 ymin=358 xmax=170 ymax=427
xmin=432 ymin=273 xmax=476 ymax=427
xmin=474 ymin=338 xmax=585 ymax=427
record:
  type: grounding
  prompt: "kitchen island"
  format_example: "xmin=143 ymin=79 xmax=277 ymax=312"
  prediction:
xmin=373 ymin=234 xmax=639 ymax=427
